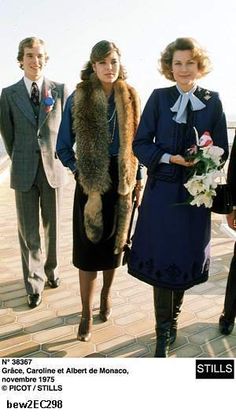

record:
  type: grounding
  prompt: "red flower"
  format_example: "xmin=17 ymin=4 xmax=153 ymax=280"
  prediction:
xmin=199 ymin=131 xmax=213 ymax=147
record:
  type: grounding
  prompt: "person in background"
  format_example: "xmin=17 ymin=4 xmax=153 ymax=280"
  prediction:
xmin=56 ymin=40 xmax=143 ymax=342
xmin=0 ymin=37 xmax=68 ymax=308
xmin=219 ymin=133 xmax=236 ymax=335
xmin=128 ymin=37 xmax=229 ymax=357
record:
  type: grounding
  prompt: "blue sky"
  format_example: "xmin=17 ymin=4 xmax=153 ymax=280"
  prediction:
xmin=1 ymin=0 xmax=236 ymax=119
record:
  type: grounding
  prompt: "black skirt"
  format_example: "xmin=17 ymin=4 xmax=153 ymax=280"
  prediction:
xmin=73 ymin=156 xmax=122 ymax=271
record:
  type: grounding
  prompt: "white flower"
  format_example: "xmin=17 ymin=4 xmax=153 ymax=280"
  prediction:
xmin=184 ymin=175 xmax=206 ymax=196
xmin=190 ymin=192 xmax=215 ymax=208
xmin=202 ymin=172 xmax=218 ymax=190
xmin=184 ymin=129 xmax=224 ymax=209
xmin=202 ymin=145 xmax=224 ymax=165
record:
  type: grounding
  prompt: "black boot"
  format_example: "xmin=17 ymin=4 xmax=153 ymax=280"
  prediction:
xmin=153 ymin=287 xmax=173 ymax=357
xmin=219 ymin=251 xmax=236 ymax=335
xmin=170 ymin=290 xmax=185 ymax=345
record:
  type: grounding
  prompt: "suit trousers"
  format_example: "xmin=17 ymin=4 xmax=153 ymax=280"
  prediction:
xmin=223 ymin=242 xmax=236 ymax=320
xmin=15 ymin=158 xmax=63 ymax=295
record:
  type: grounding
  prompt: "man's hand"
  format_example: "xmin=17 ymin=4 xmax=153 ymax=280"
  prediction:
xmin=226 ymin=210 xmax=236 ymax=230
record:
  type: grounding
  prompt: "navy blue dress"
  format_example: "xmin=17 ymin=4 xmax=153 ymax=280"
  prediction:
xmin=128 ymin=86 xmax=229 ymax=290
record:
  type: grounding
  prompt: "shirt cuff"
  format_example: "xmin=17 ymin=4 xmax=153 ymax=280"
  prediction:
xmin=159 ymin=153 xmax=172 ymax=164
xmin=136 ymin=163 xmax=144 ymax=180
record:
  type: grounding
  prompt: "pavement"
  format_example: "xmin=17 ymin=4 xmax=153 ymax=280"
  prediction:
xmin=0 ymin=161 xmax=236 ymax=358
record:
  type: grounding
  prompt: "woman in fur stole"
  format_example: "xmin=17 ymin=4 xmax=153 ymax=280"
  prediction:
xmin=56 ymin=40 xmax=143 ymax=341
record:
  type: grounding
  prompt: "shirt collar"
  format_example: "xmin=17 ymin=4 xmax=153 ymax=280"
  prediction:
xmin=23 ymin=76 xmax=44 ymax=97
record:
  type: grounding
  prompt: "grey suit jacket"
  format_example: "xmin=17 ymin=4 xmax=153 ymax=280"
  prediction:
xmin=0 ymin=77 xmax=68 ymax=191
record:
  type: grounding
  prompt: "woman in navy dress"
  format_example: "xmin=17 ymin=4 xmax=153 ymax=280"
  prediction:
xmin=128 ymin=38 xmax=229 ymax=357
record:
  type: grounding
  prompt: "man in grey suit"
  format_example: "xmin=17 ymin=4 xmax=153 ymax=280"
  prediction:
xmin=0 ymin=37 xmax=68 ymax=308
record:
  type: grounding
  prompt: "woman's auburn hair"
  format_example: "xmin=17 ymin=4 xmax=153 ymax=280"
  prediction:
xmin=159 ymin=37 xmax=212 ymax=81
xmin=80 ymin=40 xmax=127 ymax=81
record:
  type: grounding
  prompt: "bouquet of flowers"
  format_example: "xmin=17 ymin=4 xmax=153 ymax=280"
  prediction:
xmin=184 ymin=129 xmax=224 ymax=208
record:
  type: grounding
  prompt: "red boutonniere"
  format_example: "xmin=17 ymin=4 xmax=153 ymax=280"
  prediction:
xmin=43 ymin=89 xmax=55 ymax=113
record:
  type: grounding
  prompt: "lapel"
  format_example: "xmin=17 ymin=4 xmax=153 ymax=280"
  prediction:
xmin=168 ymin=85 xmax=180 ymax=107
xmin=38 ymin=78 xmax=58 ymax=129
xmin=194 ymin=86 xmax=212 ymax=104
xmin=11 ymin=78 xmax=37 ymax=126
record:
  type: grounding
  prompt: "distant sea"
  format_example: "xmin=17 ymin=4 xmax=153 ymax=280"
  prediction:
xmin=0 ymin=116 xmax=236 ymax=161
xmin=0 ymin=136 xmax=6 ymax=160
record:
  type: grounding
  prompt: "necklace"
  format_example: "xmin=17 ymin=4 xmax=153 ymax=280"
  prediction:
xmin=108 ymin=107 xmax=116 ymax=123
xmin=108 ymin=111 xmax=117 ymax=143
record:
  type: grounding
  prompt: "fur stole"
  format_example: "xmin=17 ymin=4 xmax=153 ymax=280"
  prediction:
xmin=72 ymin=75 xmax=140 ymax=253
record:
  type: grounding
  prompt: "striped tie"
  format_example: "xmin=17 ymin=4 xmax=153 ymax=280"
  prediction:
xmin=31 ymin=82 xmax=40 ymax=106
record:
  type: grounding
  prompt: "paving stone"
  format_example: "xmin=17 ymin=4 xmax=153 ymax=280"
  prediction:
xmin=202 ymin=335 xmax=236 ymax=356
xmin=196 ymin=305 xmax=222 ymax=320
xmin=3 ymin=297 xmax=29 ymax=308
xmin=97 ymin=334 xmax=136 ymax=353
xmin=140 ymin=303 xmax=154 ymax=312
xmin=0 ymin=323 xmax=23 ymax=338
xmin=0 ymin=314 xmax=16 ymax=325
xmin=51 ymin=340 xmax=95 ymax=357
xmin=109 ymin=342 xmax=149 ymax=357
xmin=0 ymin=341 xmax=39 ymax=357
xmin=119 ymin=285 xmax=147 ymax=297
xmin=183 ymin=294 xmax=200 ymax=304
xmin=111 ymin=303 xmax=137 ymax=318
xmin=115 ymin=311 xmax=146 ymax=326
xmin=181 ymin=322 xmax=210 ymax=337
xmin=169 ymin=334 xmax=188 ymax=349
xmin=57 ymin=305 xmax=81 ymax=318
xmin=169 ymin=343 xmax=203 ymax=358
xmin=64 ymin=314 xmax=80 ymax=325
xmin=24 ymin=317 xmax=65 ymax=333
xmin=49 ymin=296 xmax=80 ymax=311
xmin=112 ymin=280 xmax=138 ymax=291
xmin=183 ymin=297 xmax=215 ymax=313
xmin=43 ymin=290 xmax=74 ymax=302
xmin=136 ymin=331 xmax=156 ymax=346
xmin=33 ymin=326 xmax=74 ymax=344
xmin=86 ymin=352 xmax=106 ymax=358
xmin=0 ymin=282 xmax=25 ymax=293
xmin=131 ymin=293 xmax=152 ymax=307
xmin=189 ymin=327 xmax=222 ymax=344
xmin=178 ymin=310 xmax=196 ymax=324
xmin=218 ymin=346 xmax=236 ymax=357
xmin=200 ymin=286 xmax=226 ymax=296
xmin=189 ymin=282 xmax=215 ymax=294
xmin=25 ymin=351 xmax=50 ymax=358
xmin=125 ymin=319 xmax=155 ymax=336
xmin=17 ymin=309 xmax=56 ymax=324
xmin=0 ymin=334 xmax=33 ymax=351
xmin=92 ymin=326 xmax=125 ymax=344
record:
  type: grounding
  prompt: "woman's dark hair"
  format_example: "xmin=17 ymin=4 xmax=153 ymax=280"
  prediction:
xmin=81 ymin=40 xmax=127 ymax=81
xmin=159 ymin=37 xmax=212 ymax=81
xmin=17 ymin=37 xmax=49 ymax=69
